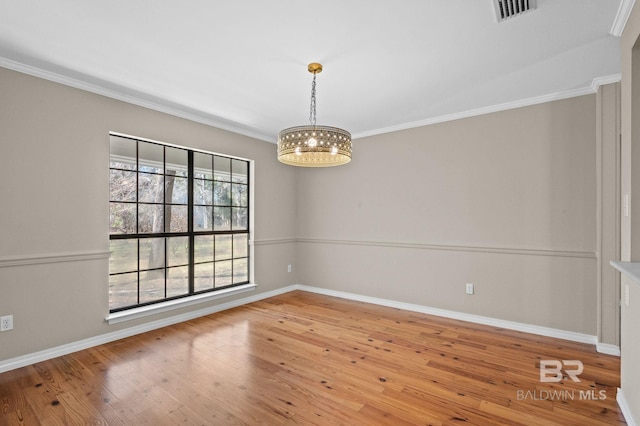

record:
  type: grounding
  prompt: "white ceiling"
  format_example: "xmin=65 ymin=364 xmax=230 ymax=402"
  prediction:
xmin=0 ymin=1 xmax=626 ymax=142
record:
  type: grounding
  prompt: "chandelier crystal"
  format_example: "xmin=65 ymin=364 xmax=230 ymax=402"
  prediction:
xmin=277 ymin=63 xmax=352 ymax=167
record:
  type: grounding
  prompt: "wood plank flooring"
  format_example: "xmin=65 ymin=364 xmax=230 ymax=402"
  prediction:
xmin=0 ymin=291 xmax=625 ymax=425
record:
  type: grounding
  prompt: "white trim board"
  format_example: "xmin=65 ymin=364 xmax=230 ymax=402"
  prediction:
xmin=0 ymin=58 xmax=272 ymax=143
xmin=352 ymin=74 xmax=621 ymax=140
xmin=596 ymin=342 xmax=621 ymax=356
xmin=106 ymin=283 xmax=257 ymax=324
xmin=611 ymin=0 xmax=637 ymax=37
xmin=297 ymin=238 xmax=596 ymax=259
xmin=0 ymin=285 xmax=297 ymax=374
xmin=295 ymin=285 xmax=599 ymax=345
xmin=0 ymin=284 xmax=617 ymax=374
xmin=253 ymin=238 xmax=297 ymax=246
xmin=0 ymin=58 xmax=621 ymax=144
xmin=617 ymin=388 xmax=638 ymax=426
xmin=0 ymin=250 xmax=110 ymax=268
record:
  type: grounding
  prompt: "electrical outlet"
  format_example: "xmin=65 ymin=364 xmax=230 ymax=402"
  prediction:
xmin=625 ymin=284 xmax=630 ymax=307
xmin=466 ymin=283 xmax=474 ymax=295
xmin=287 ymin=264 xmax=292 ymax=273
xmin=0 ymin=315 xmax=13 ymax=331
xmin=624 ymin=194 xmax=630 ymax=217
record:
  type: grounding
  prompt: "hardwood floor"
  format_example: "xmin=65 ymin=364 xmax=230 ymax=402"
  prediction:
xmin=0 ymin=291 xmax=625 ymax=425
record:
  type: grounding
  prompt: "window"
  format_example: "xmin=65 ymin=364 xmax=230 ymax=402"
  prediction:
xmin=109 ymin=133 xmax=250 ymax=312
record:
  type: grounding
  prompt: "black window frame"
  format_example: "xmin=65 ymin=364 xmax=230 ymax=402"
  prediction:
xmin=108 ymin=133 xmax=251 ymax=313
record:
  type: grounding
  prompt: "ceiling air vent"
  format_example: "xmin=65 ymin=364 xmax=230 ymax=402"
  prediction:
xmin=493 ymin=0 xmax=536 ymax=22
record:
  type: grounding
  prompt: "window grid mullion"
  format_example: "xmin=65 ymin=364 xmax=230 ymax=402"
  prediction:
xmin=137 ymin=239 xmax=141 ymax=306
xmin=188 ymin=150 xmax=195 ymax=295
xmin=136 ymin=141 xmax=140 ymax=306
xmin=109 ymin=136 xmax=250 ymax=313
xmin=163 ymin=147 xmax=167 ymax=299
xmin=211 ymin=156 xmax=216 ymax=289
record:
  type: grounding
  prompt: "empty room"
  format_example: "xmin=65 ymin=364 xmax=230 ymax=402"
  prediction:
xmin=1 ymin=1 xmax=640 ymax=424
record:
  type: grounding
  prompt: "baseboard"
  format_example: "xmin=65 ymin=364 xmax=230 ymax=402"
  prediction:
xmin=0 ymin=283 xmax=605 ymax=374
xmin=0 ymin=285 xmax=297 ymax=374
xmin=617 ymin=388 xmax=638 ymax=426
xmin=294 ymin=285 xmax=598 ymax=345
xmin=596 ymin=342 xmax=621 ymax=356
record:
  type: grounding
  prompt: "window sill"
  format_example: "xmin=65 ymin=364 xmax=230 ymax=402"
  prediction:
xmin=105 ymin=283 xmax=257 ymax=325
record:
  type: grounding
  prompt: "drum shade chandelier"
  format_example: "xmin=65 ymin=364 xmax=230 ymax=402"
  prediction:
xmin=277 ymin=63 xmax=352 ymax=167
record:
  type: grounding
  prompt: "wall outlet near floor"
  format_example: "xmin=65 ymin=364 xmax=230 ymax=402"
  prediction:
xmin=0 ymin=315 xmax=13 ymax=331
xmin=466 ymin=283 xmax=474 ymax=295
xmin=287 ymin=264 xmax=292 ymax=273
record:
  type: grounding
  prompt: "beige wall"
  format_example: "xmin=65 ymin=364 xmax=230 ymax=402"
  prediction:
xmin=0 ymin=62 xmax=621 ymax=368
xmin=0 ymin=67 xmax=298 ymax=360
xmin=596 ymin=83 xmax=621 ymax=347
xmin=297 ymin=95 xmax=600 ymax=334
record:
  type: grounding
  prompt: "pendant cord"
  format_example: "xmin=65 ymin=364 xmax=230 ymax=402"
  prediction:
xmin=309 ymin=73 xmax=317 ymax=127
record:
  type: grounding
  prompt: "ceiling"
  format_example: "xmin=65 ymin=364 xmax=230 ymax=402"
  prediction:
xmin=0 ymin=1 xmax=626 ymax=143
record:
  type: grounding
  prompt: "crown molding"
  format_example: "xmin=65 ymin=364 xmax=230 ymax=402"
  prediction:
xmin=353 ymin=74 xmax=622 ymax=140
xmin=0 ymin=58 xmax=273 ymax=143
xmin=1 ymin=57 xmax=621 ymax=144
xmin=591 ymin=74 xmax=623 ymax=91
xmin=611 ymin=0 xmax=636 ymax=37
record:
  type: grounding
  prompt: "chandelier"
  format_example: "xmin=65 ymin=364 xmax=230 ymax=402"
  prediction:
xmin=277 ymin=63 xmax=352 ymax=167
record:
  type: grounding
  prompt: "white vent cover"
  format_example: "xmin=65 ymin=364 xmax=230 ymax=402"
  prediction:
xmin=493 ymin=0 xmax=537 ymax=22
